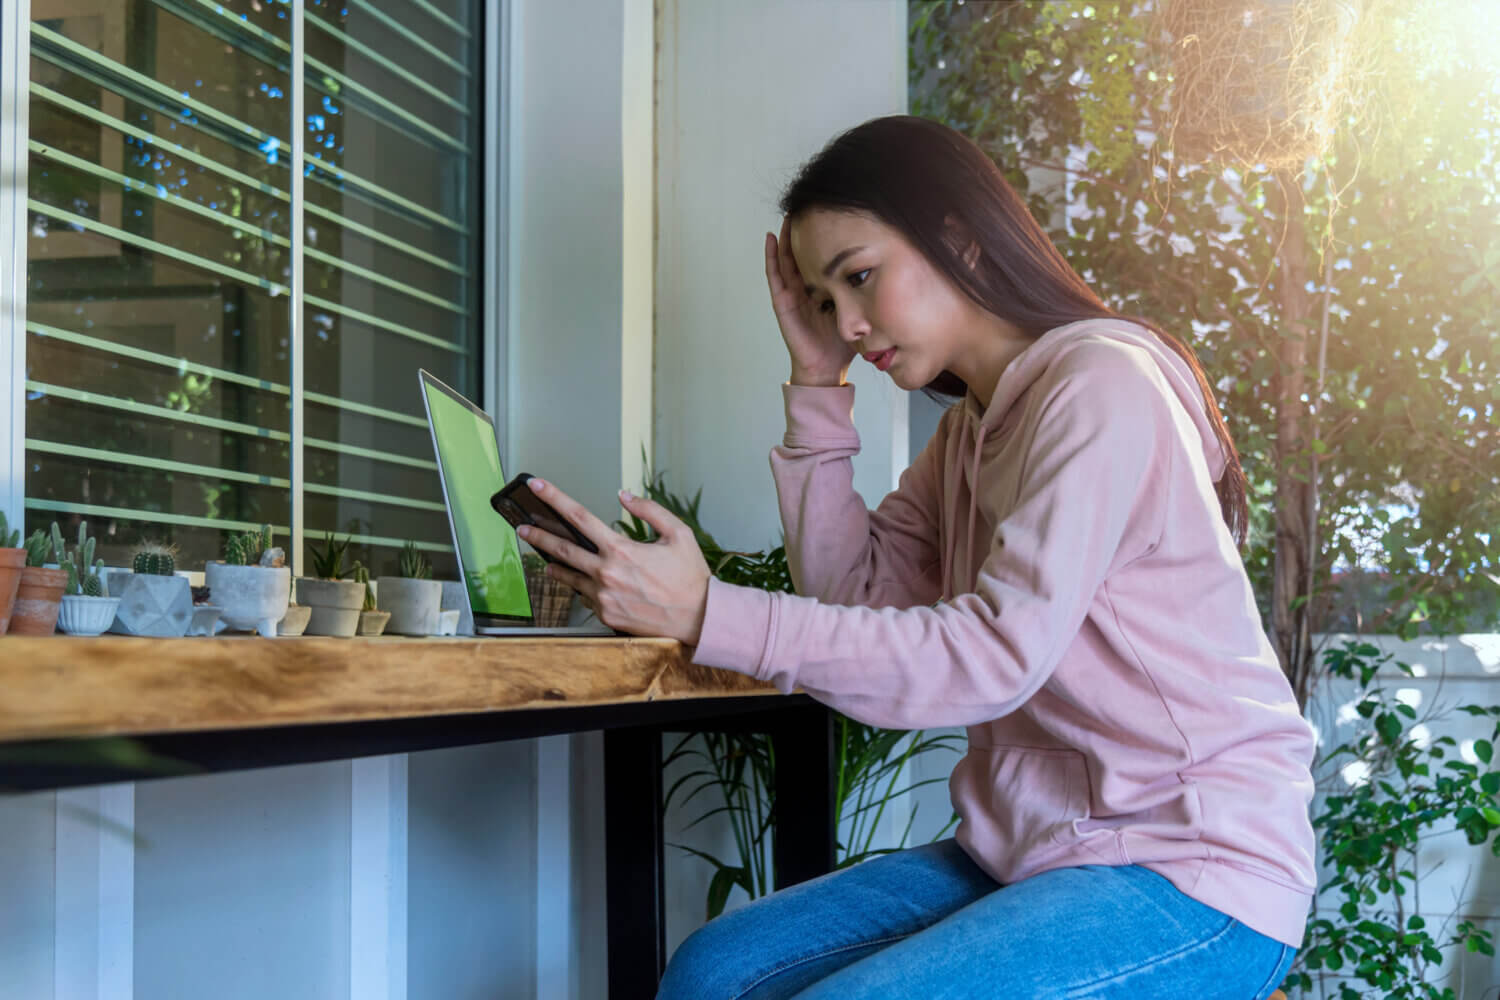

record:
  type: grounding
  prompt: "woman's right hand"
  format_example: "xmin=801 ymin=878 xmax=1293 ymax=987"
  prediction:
xmin=764 ymin=217 xmax=857 ymax=387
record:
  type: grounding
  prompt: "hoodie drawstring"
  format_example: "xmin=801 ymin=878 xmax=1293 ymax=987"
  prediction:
xmin=942 ymin=419 xmax=989 ymax=604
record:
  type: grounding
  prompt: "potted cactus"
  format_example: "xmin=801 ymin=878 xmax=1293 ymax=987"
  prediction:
xmin=0 ymin=510 xmax=23 ymax=634
xmin=298 ymin=532 xmax=364 ymax=638
xmin=204 ymin=524 xmax=291 ymax=638
xmin=53 ymin=521 xmax=121 ymax=636
xmin=378 ymin=540 xmax=443 ymax=635
xmin=106 ymin=541 xmax=193 ymax=637
xmin=350 ymin=562 xmax=390 ymax=637
xmin=10 ymin=529 xmax=68 ymax=635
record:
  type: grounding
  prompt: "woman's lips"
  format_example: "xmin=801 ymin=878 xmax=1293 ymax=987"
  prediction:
xmin=864 ymin=348 xmax=896 ymax=372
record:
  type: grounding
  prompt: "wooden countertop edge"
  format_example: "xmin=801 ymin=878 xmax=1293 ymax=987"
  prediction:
xmin=0 ymin=634 xmax=782 ymax=742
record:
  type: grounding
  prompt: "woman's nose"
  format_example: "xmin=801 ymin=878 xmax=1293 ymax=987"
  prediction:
xmin=837 ymin=309 xmax=870 ymax=343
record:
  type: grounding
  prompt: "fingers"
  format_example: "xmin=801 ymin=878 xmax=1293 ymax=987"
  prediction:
xmin=764 ymin=231 xmax=784 ymax=296
xmin=516 ymin=524 xmax=601 ymax=578
xmin=777 ymin=215 xmax=803 ymax=293
xmin=616 ymin=489 xmax=684 ymax=544
xmin=522 ymin=478 xmax=613 ymax=553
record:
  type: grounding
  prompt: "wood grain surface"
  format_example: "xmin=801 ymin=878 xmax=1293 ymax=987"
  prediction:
xmin=0 ymin=636 xmax=778 ymax=742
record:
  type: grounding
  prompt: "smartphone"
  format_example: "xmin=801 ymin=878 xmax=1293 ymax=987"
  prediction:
xmin=490 ymin=473 xmax=599 ymax=574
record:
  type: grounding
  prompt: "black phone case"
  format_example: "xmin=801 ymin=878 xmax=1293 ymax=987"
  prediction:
xmin=490 ymin=474 xmax=599 ymax=574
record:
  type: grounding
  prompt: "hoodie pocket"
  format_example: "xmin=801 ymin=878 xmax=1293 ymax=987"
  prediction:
xmin=953 ymin=744 xmax=1105 ymax=882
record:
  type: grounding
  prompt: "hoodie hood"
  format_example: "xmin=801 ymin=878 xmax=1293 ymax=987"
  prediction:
xmin=942 ymin=318 xmax=1227 ymax=601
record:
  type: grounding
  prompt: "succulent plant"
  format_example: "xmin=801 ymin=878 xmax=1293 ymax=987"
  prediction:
xmin=225 ymin=524 xmax=273 ymax=566
xmin=399 ymin=540 xmax=432 ymax=580
xmin=132 ymin=540 xmax=178 ymax=576
xmin=349 ymin=560 xmax=376 ymax=611
xmin=51 ymin=521 xmax=106 ymax=597
xmin=23 ymin=529 xmax=50 ymax=567
xmin=308 ymin=531 xmax=351 ymax=580
xmin=0 ymin=510 xmax=19 ymax=549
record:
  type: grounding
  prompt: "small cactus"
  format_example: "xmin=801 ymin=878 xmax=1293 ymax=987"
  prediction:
xmin=0 ymin=509 xmax=19 ymax=549
xmin=225 ymin=524 xmax=272 ymax=566
xmin=51 ymin=521 xmax=106 ymax=597
xmin=132 ymin=541 xmax=177 ymax=576
xmin=399 ymin=540 xmax=432 ymax=580
xmin=23 ymin=529 xmax=50 ymax=567
xmin=349 ymin=560 xmax=376 ymax=611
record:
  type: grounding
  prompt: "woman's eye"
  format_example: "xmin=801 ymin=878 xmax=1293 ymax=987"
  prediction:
xmin=847 ymin=268 xmax=872 ymax=288
xmin=818 ymin=299 xmax=835 ymax=314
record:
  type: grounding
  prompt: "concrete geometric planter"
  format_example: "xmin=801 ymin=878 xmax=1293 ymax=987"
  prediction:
xmin=377 ymin=576 xmax=443 ymax=635
xmin=439 ymin=580 xmax=474 ymax=637
xmin=296 ymin=578 xmax=364 ymax=638
xmin=204 ymin=562 xmax=291 ymax=638
xmin=57 ymin=594 xmax=123 ymax=636
xmin=105 ymin=571 xmax=193 ymax=637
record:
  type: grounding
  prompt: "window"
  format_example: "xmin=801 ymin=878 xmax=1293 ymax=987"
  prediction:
xmin=19 ymin=0 xmax=483 ymax=577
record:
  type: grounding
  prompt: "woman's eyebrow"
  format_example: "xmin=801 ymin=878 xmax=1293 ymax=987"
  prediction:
xmin=803 ymin=245 xmax=867 ymax=295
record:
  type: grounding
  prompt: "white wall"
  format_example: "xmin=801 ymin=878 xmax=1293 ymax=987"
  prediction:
xmin=654 ymin=0 xmax=910 ymax=552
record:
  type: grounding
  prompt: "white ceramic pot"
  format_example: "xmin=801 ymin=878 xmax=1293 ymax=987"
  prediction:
xmin=205 ymin=563 xmax=291 ymax=638
xmin=58 ymin=594 xmax=123 ymax=636
xmin=187 ymin=606 xmax=222 ymax=636
xmin=278 ymin=604 xmax=312 ymax=637
xmin=296 ymin=578 xmax=364 ymax=638
xmin=106 ymin=571 xmax=193 ymax=637
xmin=377 ymin=576 xmax=443 ymax=635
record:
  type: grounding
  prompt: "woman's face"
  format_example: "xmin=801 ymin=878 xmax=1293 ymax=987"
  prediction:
xmin=787 ymin=208 xmax=1026 ymax=398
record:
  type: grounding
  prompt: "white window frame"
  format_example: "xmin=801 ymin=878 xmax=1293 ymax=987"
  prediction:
xmin=0 ymin=0 xmax=506 ymax=573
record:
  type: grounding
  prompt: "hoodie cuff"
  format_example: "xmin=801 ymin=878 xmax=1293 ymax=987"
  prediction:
xmin=687 ymin=576 xmax=776 ymax=679
xmin=782 ymin=383 xmax=859 ymax=450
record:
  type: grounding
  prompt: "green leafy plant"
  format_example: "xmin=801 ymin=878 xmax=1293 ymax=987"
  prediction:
xmin=51 ymin=521 xmax=105 ymax=597
xmin=225 ymin=524 xmax=272 ymax=566
xmin=0 ymin=510 xmax=19 ymax=549
xmin=132 ymin=541 xmax=177 ymax=576
xmin=1288 ymin=640 xmax=1500 ymax=998
xmin=349 ymin=561 xmax=376 ymax=612
xmin=399 ymin=540 xmax=432 ymax=580
xmin=307 ymin=531 xmax=351 ymax=581
xmin=622 ymin=449 xmax=962 ymax=920
xmin=23 ymin=529 xmax=50 ymax=568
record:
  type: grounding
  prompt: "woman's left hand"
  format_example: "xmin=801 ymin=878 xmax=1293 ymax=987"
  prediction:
xmin=514 ymin=477 xmax=712 ymax=645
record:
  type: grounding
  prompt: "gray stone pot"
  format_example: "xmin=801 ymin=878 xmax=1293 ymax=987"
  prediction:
xmin=278 ymin=604 xmax=311 ymax=637
xmin=204 ymin=563 xmax=291 ymax=638
xmin=377 ymin=577 xmax=443 ymax=635
xmin=105 ymin=571 xmax=193 ymax=637
xmin=296 ymin=578 xmax=364 ymax=638
xmin=358 ymin=609 xmax=391 ymax=637
xmin=57 ymin=595 xmax=122 ymax=636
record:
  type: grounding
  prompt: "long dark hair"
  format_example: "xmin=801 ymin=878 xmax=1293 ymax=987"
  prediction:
xmin=779 ymin=115 xmax=1249 ymax=551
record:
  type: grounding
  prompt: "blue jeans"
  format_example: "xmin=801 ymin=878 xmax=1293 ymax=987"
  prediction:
xmin=656 ymin=838 xmax=1295 ymax=1000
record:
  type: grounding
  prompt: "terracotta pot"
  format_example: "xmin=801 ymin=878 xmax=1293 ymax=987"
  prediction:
xmin=10 ymin=566 xmax=68 ymax=635
xmin=0 ymin=548 xmax=23 ymax=635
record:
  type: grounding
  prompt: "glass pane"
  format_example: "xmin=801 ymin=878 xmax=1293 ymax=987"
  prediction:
xmin=300 ymin=0 xmax=480 ymax=580
xmin=25 ymin=0 xmax=292 ymax=571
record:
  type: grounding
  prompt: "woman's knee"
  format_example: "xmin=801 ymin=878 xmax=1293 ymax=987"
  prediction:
xmin=656 ymin=914 xmax=759 ymax=1000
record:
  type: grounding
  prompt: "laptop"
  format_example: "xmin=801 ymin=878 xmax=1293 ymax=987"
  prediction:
xmin=418 ymin=369 xmax=615 ymax=636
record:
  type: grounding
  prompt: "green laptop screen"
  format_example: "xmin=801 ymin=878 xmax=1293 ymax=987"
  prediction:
xmin=423 ymin=380 xmax=532 ymax=619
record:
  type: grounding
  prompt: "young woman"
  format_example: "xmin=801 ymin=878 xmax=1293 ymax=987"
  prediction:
xmin=518 ymin=115 xmax=1315 ymax=999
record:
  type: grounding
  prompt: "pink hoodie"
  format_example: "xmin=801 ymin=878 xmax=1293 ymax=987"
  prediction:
xmin=689 ymin=318 xmax=1317 ymax=946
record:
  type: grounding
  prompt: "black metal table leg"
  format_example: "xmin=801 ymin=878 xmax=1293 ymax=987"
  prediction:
xmin=604 ymin=725 xmax=666 ymax=999
xmin=769 ymin=702 xmax=837 ymax=890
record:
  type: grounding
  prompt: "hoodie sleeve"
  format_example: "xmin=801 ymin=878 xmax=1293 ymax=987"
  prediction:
xmin=688 ymin=348 xmax=1171 ymax=730
xmin=767 ymin=383 xmax=951 ymax=610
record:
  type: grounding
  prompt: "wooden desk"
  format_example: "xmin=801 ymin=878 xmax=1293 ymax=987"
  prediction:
xmin=0 ymin=636 xmax=838 ymax=999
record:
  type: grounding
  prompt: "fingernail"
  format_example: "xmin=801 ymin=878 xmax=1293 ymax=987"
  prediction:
xmin=529 ymin=478 xmax=545 ymax=492
xmin=516 ymin=525 xmax=531 ymax=539
xmin=619 ymin=489 xmax=635 ymax=502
